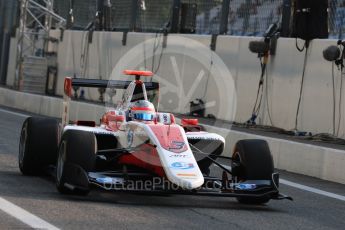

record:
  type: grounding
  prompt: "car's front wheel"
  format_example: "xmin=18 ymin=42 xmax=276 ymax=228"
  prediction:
xmin=19 ymin=117 xmax=59 ymax=175
xmin=56 ymin=130 xmax=97 ymax=195
xmin=232 ymin=139 xmax=274 ymax=205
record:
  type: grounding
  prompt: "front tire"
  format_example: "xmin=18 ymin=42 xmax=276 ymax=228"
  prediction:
xmin=19 ymin=117 xmax=59 ymax=175
xmin=56 ymin=130 xmax=97 ymax=195
xmin=232 ymin=139 xmax=274 ymax=204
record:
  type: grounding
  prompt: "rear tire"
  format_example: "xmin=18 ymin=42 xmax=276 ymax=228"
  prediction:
xmin=232 ymin=139 xmax=274 ymax=204
xmin=56 ymin=130 xmax=97 ymax=195
xmin=19 ymin=117 xmax=59 ymax=175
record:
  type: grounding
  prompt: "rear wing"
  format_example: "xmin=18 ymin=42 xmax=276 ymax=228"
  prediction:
xmin=64 ymin=78 xmax=159 ymax=96
xmin=70 ymin=78 xmax=159 ymax=90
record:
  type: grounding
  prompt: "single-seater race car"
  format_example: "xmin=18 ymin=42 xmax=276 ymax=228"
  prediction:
xmin=18 ymin=70 xmax=291 ymax=204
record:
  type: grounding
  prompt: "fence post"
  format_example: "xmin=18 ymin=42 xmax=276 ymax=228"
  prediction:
xmin=171 ymin=0 xmax=181 ymax=33
xmin=103 ymin=0 xmax=112 ymax=31
xmin=0 ymin=0 xmax=16 ymax=85
xmin=219 ymin=0 xmax=230 ymax=34
xmin=329 ymin=0 xmax=336 ymax=33
xmin=130 ymin=0 xmax=138 ymax=31
xmin=95 ymin=0 xmax=103 ymax=30
xmin=0 ymin=0 xmax=4 ymax=61
xmin=0 ymin=0 xmax=5 ymax=84
xmin=281 ymin=0 xmax=292 ymax=37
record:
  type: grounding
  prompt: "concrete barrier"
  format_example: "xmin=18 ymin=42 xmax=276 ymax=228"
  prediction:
xmin=5 ymin=31 xmax=345 ymax=138
xmin=0 ymin=87 xmax=104 ymax=121
xmin=203 ymin=124 xmax=345 ymax=185
xmin=1 ymin=87 xmax=344 ymax=184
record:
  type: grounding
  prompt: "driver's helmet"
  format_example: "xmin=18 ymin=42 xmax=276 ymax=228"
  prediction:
xmin=129 ymin=100 xmax=155 ymax=121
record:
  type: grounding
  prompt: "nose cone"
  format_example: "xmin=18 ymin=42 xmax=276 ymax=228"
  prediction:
xmin=143 ymin=123 xmax=205 ymax=190
xmin=167 ymin=161 xmax=205 ymax=190
xmin=173 ymin=176 xmax=205 ymax=190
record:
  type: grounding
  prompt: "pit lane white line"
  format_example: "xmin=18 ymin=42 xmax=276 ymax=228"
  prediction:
xmin=280 ymin=179 xmax=345 ymax=202
xmin=0 ymin=108 xmax=29 ymax=118
xmin=0 ymin=197 xmax=60 ymax=230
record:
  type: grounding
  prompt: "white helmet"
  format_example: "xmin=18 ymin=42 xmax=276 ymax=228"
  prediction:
xmin=129 ymin=100 xmax=155 ymax=121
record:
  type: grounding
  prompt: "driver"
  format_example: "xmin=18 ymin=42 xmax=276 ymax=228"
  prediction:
xmin=129 ymin=100 xmax=155 ymax=121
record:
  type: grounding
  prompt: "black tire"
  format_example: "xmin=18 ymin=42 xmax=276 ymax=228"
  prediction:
xmin=232 ymin=139 xmax=274 ymax=204
xmin=19 ymin=117 xmax=59 ymax=175
xmin=56 ymin=130 xmax=97 ymax=195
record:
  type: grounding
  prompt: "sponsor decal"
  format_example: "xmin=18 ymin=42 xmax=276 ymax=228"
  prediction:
xmin=171 ymin=162 xmax=194 ymax=170
xmin=65 ymin=127 xmax=120 ymax=136
xmin=235 ymin=184 xmax=257 ymax=190
xmin=96 ymin=177 xmax=113 ymax=184
xmin=132 ymin=130 xmax=147 ymax=136
xmin=169 ymin=154 xmax=190 ymax=158
xmin=127 ymin=130 xmax=134 ymax=147
xmin=163 ymin=114 xmax=169 ymax=123
xmin=186 ymin=136 xmax=221 ymax=141
xmin=177 ymin=173 xmax=197 ymax=177
xmin=169 ymin=141 xmax=185 ymax=150
xmin=96 ymin=177 xmax=124 ymax=184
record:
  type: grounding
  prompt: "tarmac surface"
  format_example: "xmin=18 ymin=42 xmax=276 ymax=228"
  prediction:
xmin=0 ymin=106 xmax=345 ymax=230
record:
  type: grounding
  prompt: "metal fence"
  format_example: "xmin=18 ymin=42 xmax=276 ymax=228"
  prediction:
xmin=185 ymin=0 xmax=223 ymax=34
xmin=227 ymin=0 xmax=283 ymax=36
xmin=54 ymin=0 xmax=98 ymax=29
xmin=111 ymin=0 xmax=133 ymax=30
xmin=329 ymin=0 xmax=345 ymax=39
xmin=41 ymin=0 xmax=345 ymax=38
xmin=0 ymin=0 xmax=18 ymax=85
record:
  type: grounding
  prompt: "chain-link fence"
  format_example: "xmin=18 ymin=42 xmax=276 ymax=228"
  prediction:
xmin=54 ymin=0 xmax=98 ymax=29
xmin=53 ymin=0 xmax=345 ymax=38
xmin=137 ymin=0 xmax=172 ymax=31
xmin=184 ymin=0 xmax=223 ymax=34
xmin=227 ymin=0 xmax=283 ymax=36
xmin=111 ymin=0 xmax=133 ymax=31
xmin=329 ymin=0 xmax=345 ymax=39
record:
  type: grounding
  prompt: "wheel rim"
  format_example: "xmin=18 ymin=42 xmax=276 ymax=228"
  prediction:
xmin=56 ymin=141 xmax=66 ymax=184
xmin=233 ymin=151 xmax=244 ymax=183
xmin=18 ymin=123 xmax=28 ymax=168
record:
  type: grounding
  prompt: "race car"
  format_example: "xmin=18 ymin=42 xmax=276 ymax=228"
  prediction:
xmin=18 ymin=70 xmax=291 ymax=204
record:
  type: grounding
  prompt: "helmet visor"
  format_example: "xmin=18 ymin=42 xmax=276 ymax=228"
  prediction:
xmin=133 ymin=113 xmax=154 ymax=121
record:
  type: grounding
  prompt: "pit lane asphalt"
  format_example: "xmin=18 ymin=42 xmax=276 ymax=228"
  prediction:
xmin=0 ymin=106 xmax=345 ymax=230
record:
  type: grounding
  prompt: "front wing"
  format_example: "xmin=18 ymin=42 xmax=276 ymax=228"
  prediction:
xmin=83 ymin=170 xmax=292 ymax=200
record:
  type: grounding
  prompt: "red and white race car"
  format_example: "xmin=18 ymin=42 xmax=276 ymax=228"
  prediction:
xmin=18 ymin=70 xmax=291 ymax=204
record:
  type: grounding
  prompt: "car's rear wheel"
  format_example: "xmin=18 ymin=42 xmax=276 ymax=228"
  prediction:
xmin=19 ymin=117 xmax=59 ymax=175
xmin=56 ymin=130 xmax=97 ymax=195
xmin=231 ymin=139 xmax=274 ymax=204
